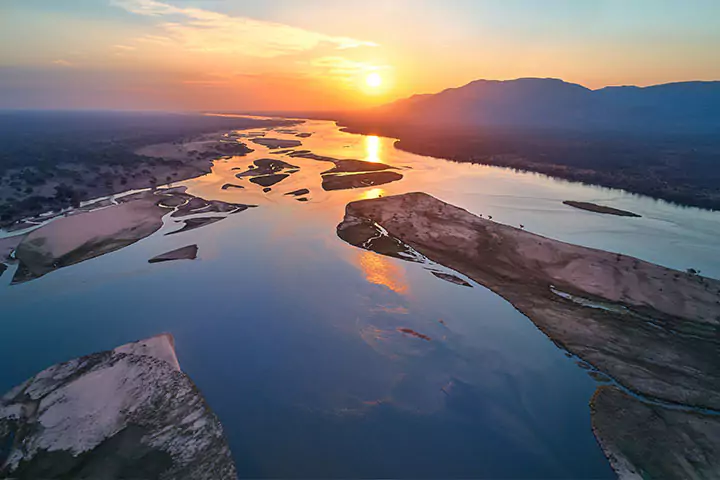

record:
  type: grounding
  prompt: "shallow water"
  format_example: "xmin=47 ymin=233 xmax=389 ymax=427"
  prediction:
xmin=2 ymin=119 xmax=719 ymax=478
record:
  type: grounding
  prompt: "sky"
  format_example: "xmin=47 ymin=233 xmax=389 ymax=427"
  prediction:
xmin=1 ymin=0 xmax=719 ymax=111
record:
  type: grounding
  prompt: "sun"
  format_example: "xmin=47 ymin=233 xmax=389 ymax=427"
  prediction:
xmin=365 ymin=72 xmax=382 ymax=88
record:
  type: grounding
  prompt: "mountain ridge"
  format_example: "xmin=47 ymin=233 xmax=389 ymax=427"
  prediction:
xmin=371 ymin=77 xmax=720 ymax=133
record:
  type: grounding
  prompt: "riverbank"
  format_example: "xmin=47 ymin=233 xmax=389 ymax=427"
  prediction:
xmin=337 ymin=192 xmax=720 ymax=478
xmin=0 ymin=113 xmax=297 ymax=227
xmin=337 ymin=121 xmax=720 ymax=211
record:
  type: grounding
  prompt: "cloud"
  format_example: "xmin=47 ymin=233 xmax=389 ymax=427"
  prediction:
xmin=113 ymin=45 xmax=137 ymax=51
xmin=51 ymin=59 xmax=73 ymax=67
xmin=309 ymin=57 xmax=390 ymax=82
xmin=112 ymin=0 xmax=378 ymax=58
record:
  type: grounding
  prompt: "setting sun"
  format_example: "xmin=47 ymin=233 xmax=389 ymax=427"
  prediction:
xmin=366 ymin=72 xmax=382 ymax=88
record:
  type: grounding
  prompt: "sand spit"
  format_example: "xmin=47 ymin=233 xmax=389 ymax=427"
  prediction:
xmin=234 ymin=159 xmax=299 ymax=178
xmin=166 ymin=217 xmax=226 ymax=236
xmin=273 ymin=155 xmax=405 ymax=191
xmin=250 ymin=138 xmax=302 ymax=149
xmin=249 ymin=174 xmax=290 ymax=188
xmin=321 ymin=159 xmax=395 ymax=175
xmin=149 ymin=245 xmax=198 ymax=263
xmin=232 ymin=159 xmax=299 ymax=190
xmin=11 ymin=189 xmax=250 ymax=284
xmin=12 ymin=193 xmax=166 ymax=283
xmin=564 ymin=201 xmax=641 ymax=217
xmin=337 ymin=192 xmax=720 ymax=478
xmin=0 ymin=334 xmax=237 ymax=479
xmin=322 ymin=171 xmax=403 ymax=191
xmin=430 ymin=271 xmax=472 ymax=287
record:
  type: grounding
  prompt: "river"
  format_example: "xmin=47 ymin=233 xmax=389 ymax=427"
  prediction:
xmin=2 ymin=118 xmax=719 ymax=478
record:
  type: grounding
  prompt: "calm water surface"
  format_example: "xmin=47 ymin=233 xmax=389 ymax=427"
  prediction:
xmin=2 ymin=119 xmax=719 ymax=478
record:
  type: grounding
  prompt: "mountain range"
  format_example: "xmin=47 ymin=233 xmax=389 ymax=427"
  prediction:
xmin=369 ymin=78 xmax=720 ymax=133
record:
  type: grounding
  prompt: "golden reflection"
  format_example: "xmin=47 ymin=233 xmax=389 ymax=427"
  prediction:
xmin=365 ymin=135 xmax=381 ymax=163
xmin=357 ymin=250 xmax=409 ymax=294
xmin=359 ymin=187 xmax=384 ymax=200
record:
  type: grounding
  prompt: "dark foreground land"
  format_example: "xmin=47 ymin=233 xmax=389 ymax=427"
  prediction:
xmin=337 ymin=120 xmax=720 ymax=210
xmin=0 ymin=111 xmax=296 ymax=226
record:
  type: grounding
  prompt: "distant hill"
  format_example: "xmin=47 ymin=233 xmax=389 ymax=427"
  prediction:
xmin=369 ymin=78 xmax=720 ymax=133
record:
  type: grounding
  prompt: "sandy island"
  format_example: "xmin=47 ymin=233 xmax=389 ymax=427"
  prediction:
xmin=249 ymin=138 xmax=302 ymax=149
xmin=8 ymin=188 xmax=251 ymax=284
xmin=0 ymin=334 xmax=236 ymax=478
xmin=149 ymin=245 xmax=198 ymax=263
xmin=337 ymin=192 xmax=720 ymax=479
xmin=564 ymin=200 xmax=641 ymax=217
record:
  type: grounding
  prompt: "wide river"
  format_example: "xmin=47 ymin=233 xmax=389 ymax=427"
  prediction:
xmin=2 ymin=119 xmax=719 ymax=478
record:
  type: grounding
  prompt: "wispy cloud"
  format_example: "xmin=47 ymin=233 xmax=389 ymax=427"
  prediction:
xmin=309 ymin=57 xmax=390 ymax=83
xmin=113 ymin=44 xmax=137 ymax=51
xmin=51 ymin=59 xmax=73 ymax=67
xmin=112 ymin=0 xmax=378 ymax=58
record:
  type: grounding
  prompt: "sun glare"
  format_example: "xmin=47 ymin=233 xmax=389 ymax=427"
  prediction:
xmin=365 ymin=135 xmax=381 ymax=162
xmin=366 ymin=72 xmax=382 ymax=88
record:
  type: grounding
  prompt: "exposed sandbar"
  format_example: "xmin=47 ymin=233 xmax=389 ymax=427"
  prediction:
xmin=322 ymin=171 xmax=403 ymax=191
xmin=148 ymin=244 xmax=198 ymax=263
xmin=285 ymin=188 xmax=310 ymax=197
xmin=337 ymin=193 xmax=720 ymax=408
xmin=11 ymin=190 xmax=250 ymax=283
xmin=431 ymin=271 xmax=472 ymax=287
xmin=564 ymin=200 xmax=641 ymax=217
xmin=166 ymin=217 xmax=225 ymax=236
xmin=250 ymin=138 xmax=302 ymax=149
xmin=321 ymin=159 xmax=395 ymax=175
xmin=249 ymin=174 xmax=290 ymax=188
xmin=13 ymin=191 xmax=167 ymax=283
xmin=337 ymin=192 xmax=720 ymax=478
xmin=0 ymin=334 xmax=236 ymax=478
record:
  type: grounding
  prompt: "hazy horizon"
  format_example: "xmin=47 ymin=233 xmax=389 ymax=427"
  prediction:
xmin=2 ymin=0 xmax=720 ymax=111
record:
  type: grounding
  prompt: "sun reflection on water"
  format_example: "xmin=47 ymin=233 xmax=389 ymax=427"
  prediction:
xmin=359 ymin=188 xmax=384 ymax=200
xmin=365 ymin=135 xmax=381 ymax=163
xmin=357 ymin=250 xmax=409 ymax=294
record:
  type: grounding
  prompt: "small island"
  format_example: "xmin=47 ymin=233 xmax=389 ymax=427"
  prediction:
xmin=563 ymin=200 xmax=641 ymax=217
xmin=148 ymin=244 xmax=198 ymax=263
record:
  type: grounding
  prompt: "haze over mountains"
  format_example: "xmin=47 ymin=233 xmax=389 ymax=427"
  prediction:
xmin=369 ymin=78 xmax=720 ymax=133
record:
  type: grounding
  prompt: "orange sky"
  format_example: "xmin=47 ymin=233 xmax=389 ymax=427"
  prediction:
xmin=1 ymin=0 xmax=719 ymax=111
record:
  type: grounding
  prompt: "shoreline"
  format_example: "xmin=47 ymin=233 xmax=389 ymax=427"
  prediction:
xmin=0 ymin=117 xmax=298 ymax=228
xmin=337 ymin=122 xmax=720 ymax=212
xmin=337 ymin=192 xmax=720 ymax=478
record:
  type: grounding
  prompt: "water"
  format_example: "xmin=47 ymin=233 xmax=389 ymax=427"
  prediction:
xmin=2 ymin=119 xmax=719 ymax=478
